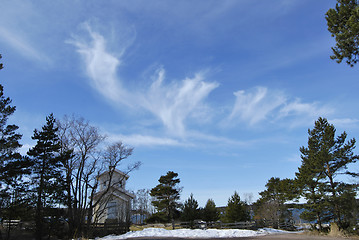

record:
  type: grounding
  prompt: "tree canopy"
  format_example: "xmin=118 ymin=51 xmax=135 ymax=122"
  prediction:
xmin=28 ymin=114 xmax=66 ymax=240
xmin=181 ymin=193 xmax=200 ymax=226
xmin=150 ymin=171 xmax=182 ymax=222
xmin=0 ymin=54 xmax=31 ymax=240
xmin=202 ymin=199 xmax=219 ymax=222
xmin=326 ymin=0 xmax=359 ymax=66
xmin=296 ymin=117 xmax=358 ymax=229
xmin=254 ymin=177 xmax=297 ymax=225
xmin=223 ymin=191 xmax=249 ymax=223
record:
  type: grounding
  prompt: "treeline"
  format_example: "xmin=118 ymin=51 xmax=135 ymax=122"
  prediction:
xmin=138 ymin=117 xmax=359 ymax=234
xmin=135 ymin=171 xmax=250 ymax=226
xmin=254 ymin=117 xmax=358 ymax=233
xmin=0 ymin=55 xmax=140 ymax=240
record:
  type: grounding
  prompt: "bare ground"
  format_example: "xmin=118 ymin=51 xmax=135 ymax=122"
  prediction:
xmin=125 ymin=232 xmax=358 ymax=240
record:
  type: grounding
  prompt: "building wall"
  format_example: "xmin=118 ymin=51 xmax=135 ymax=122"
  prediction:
xmin=94 ymin=195 xmax=131 ymax=223
xmin=93 ymin=170 xmax=133 ymax=224
xmin=99 ymin=171 xmax=127 ymax=191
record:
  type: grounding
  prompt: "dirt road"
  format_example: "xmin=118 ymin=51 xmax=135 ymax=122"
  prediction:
xmin=125 ymin=233 xmax=357 ymax=240
xmin=244 ymin=233 xmax=357 ymax=240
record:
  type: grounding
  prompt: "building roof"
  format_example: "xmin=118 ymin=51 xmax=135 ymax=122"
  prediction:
xmin=93 ymin=186 xmax=135 ymax=200
xmin=97 ymin=168 xmax=129 ymax=180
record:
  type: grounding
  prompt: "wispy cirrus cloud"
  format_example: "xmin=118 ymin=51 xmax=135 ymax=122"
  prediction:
xmin=107 ymin=131 xmax=251 ymax=148
xmin=279 ymin=99 xmax=333 ymax=119
xmin=69 ymin=22 xmax=338 ymax=137
xmin=108 ymin=133 xmax=186 ymax=147
xmin=142 ymin=68 xmax=218 ymax=134
xmin=228 ymin=86 xmax=334 ymax=127
xmin=329 ymin=118 xmax=359 ymax=128
xmin=0 ymin=26 xmax=51 ymax=65
xmin=69 ymin=23 xmax=218 ymax=136
xmin=67 ymin=23 xmax=130 ymax=105
xmin=229 ymin=87 xmax=286 ymax=125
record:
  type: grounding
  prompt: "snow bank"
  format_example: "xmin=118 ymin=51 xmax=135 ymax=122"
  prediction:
xmin=97 ymin=227 xmax=291 ymax=239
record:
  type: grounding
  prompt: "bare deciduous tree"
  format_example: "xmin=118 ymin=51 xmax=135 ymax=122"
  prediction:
xmin=88 ymin=142 xmax=140 ymax=233
xmin=133 ymin=189 xmax=152 ymax=224
xmin=57 ymin=115 xmax=105 ymax=238
xmin=57 ymin=115 xmax=140 ymax=238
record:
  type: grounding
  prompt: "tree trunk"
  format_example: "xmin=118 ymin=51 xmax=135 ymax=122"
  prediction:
xmin=35 ymin=170 xmax=45 ymax=240
xmin=316 ymin=212 xmax=322 ymax=232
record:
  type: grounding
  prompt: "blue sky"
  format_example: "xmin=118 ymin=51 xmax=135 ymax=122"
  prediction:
xmin=1 ymin=0 xmax=359 ymax=206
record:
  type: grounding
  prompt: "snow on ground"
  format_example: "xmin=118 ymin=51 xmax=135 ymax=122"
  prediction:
xmin=97 ymin=227 xmax=292 ymax=239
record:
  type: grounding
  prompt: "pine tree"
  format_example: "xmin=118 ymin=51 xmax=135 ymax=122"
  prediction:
xmin=150 ymin=171 xmax=181 ymax=222
xmin=28 ymin=114 xmax=66 ymax=240
xmin=326 ymin=0 xmax=359 ymax=66
xmin=0 ymin=53 xmax=24 ymax=194
xmin=0 ymin=54 xmax=30 ymax=240
xmin=296 ymin=117 xmax=358 ymax=230
xmin=202 ymin=199 xmax=219 ymax=222
xmin=255 ymin=177 xmax=298 ymax=226
xmin=181 ymin=194 xmax=200 ymax=227
xmin=223 ymin=191 xmax=249 ymax=223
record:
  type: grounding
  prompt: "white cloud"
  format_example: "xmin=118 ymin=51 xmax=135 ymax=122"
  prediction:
xmin=19 ymin=143 xmax=32 ymax=156
xmin=107 ymin=133 xmax=185 ymax=147
xmin=69 ymin=23 xmax=336 ymax=136
xmin=187 ymin=131 xmax=254 ymax=148
xmin=229 ymin=87 xmax=286 ymax=125
xmin=67 ymin=23 xmax=130 ymax=105
xmin=228 ymin=86 xmax=334 ymax=127
xmin=329 ymin=118 xmax=359 ymax=128
xmin=69 ymin=23 xmax=218 ymax=136
xmin=141 ymin=68 xmax=219 ymax=135
xmin=0 ymin=26 xmax=50 ymax=64
xmin=279 ymin=99 xmax=331 ymax=118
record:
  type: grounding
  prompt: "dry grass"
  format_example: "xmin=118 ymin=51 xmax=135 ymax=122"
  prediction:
xmin=130 ymin=223 xmax=190 ymax=231
xmin=328 ymin=223 xmax=345 ymax=237
xmin=130 ymin=224 xmax=181 ymax=231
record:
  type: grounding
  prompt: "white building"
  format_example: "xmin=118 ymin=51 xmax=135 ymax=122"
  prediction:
xmin=92 ymin=168 xmax=135 ymax=223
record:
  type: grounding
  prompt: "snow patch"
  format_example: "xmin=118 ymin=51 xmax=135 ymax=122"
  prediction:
xmin=97 ymin=227 xmax=291 ymax=239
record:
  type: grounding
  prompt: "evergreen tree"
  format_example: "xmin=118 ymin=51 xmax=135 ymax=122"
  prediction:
xmin=181 ymin=194 xmax=200 ymax=227
xmin=255 ymin=177 xmax=298 ymax=226
xmin=0 ymin=54 xmax=30 ymax=240
xmin=28 ymin=114 xmax=66 ymax=240
xmin=202 ymin=199 xmax=219 ymax=222
xmin=326 ymin=0 xmax=359 ymax=66
xmin=150 ymin=171 xmax=181 ymax=222
xmin=0 ymin=53 xmax=25 ymax=200
xmin=296 ymin=117 xmax=358 ymax=230
xmin=223 ymin=191 xmax=249 ymax=223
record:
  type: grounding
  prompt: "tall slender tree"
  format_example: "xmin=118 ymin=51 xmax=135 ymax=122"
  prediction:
xmin=57 ymin=115 xmax=104 ymax=238
xmin=0 ymin=54 xmax=30 ymax=240
xmin=181 ymin=193 xmax=200 ymax=227
xmin=296 ymin=117 xmax=358 ymax=229
xmin=28 ymin=114 xmax=66 ymax=240
xmin=150 ymin=171 xmax=182 ymax=222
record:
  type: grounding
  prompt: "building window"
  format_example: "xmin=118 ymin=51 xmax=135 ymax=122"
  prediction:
xmin=107 ymin=201 xmax=118 ymax=219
